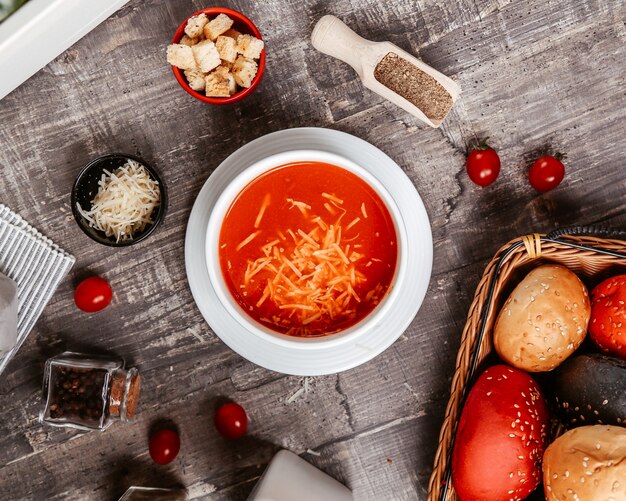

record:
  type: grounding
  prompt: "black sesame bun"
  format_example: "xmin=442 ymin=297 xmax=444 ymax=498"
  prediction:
xmin=548 ymin=353 xmax=625 ymax=427
xmin=543 ymin=425 xmax=626 ymax=500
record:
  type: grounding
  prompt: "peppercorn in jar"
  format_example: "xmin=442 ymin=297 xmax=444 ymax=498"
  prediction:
xmin=40 ymin=352 xmax=140 ymax=431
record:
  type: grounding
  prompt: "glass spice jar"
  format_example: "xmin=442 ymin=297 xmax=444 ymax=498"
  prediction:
xmin=40 ymin=352 xmax=141 ymax=431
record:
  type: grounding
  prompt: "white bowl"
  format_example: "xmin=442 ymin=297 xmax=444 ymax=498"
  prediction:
xmin=205 ymin=150 xmax=408 ymax=350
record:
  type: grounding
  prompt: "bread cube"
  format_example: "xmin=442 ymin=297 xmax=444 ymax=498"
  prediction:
xmin=167 ymin=44 xmax=197 ymax=71
xmin=180 ymin=35 xmax=199 ymax=47
xmin=185 ymin=14 xmax=209 ymax=38
xmin=236 ymin=34 xmax=264 ymax=59
xmin=203 ymin=13 xmax=234 ymax=41
xmin=220 ymin=59 xmax=234 ymax=71
xmin=223 ymin=28 xmax=243 ymax=40
xmin=205 ymin=69 xmax=232 ymax=97
xmin=214 ymin=66 xmax=237 ymax=95
xmin=192 ymin=40 xmax=221 ymax=73
xmin=232 ymin=55 xmax=258 ymax=88
xmin=184 ymin=69 xmax=206 ymax=92
xmin=216 ymin=36 xmax=237 ymax=63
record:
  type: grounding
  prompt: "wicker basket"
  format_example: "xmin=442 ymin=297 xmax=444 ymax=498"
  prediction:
xmin=427 ymin=227 xmax=626 ymax=501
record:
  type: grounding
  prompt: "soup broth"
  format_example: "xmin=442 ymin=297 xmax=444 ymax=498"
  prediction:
xmin=219 ymin=161 xmax=398 ymax=337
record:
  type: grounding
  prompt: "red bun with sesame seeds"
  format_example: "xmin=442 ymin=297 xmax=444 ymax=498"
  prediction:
xmin=451 ymin=365 xmax=550 ymax=501
xmin=494 ymin=264 xmax=591 ymax=372
xmin=589 ymin=274 xmax=626 ymax=359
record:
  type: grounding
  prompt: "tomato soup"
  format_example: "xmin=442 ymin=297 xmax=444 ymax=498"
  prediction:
xmin=219 ymin=162 xmax=397 ymax=337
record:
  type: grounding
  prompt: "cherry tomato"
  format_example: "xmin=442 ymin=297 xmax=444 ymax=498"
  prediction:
xmin=149 ymin=429 xmax=180 ymax=465
xmin=74 ymin=276 xmax=112 ymax=313
xmin=466 ymin=143 xmax=501 ymax=187
xmin=215 ymin=402 xmax=247 ymax=440
xmin=528 ymin=155 xmax=565 ymax=192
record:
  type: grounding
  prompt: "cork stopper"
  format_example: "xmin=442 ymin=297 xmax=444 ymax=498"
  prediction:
xmin=109 ymin=368 xmax=141 ymax=420
xmin=125 ymin=373 xmax=141 ymax=418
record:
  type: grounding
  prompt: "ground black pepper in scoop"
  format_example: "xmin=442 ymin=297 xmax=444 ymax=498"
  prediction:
xmin=311 ymin=15 xmax=460 ymax=128
xmin=374 ymin=53 xmax=453 ymax=123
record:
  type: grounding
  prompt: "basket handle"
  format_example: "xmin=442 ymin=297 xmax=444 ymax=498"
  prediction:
xmin=547 ymin=225 xmax=626 ymax=240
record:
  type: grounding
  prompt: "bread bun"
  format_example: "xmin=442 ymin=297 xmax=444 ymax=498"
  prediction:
xmin=451 ymin=365 xmax=550 ymax=501
xmin=548 ymin=353 xmax=626 ymax=428
xmin=589 ymin=274 xmax=626 ymax=359
xmin=543 ymin=425 xmax=626 ymax=500
xmin=494 ymin=264 xmax=590 ymax=372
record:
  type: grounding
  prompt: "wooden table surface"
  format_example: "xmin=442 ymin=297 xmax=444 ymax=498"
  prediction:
xmin=1 ymin=0 xmax=624 ymax=499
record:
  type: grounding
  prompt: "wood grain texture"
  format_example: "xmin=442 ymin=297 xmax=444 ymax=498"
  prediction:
xmin=0 ymin=0 xmax=625 ymax=499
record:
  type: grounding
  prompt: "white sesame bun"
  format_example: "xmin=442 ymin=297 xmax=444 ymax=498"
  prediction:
xmin=543 ymin=425 xmax=626 ymax=500
xmin=494 ymin=264 xmax=591 ymax=372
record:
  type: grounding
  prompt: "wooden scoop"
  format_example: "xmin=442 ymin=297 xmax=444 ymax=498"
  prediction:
xmin=311 ymin=15 xmax=461 ymax=128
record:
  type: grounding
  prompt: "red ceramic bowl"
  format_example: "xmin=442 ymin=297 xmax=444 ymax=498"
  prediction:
xmin=171 ymin=7 xmax=266 ymax=105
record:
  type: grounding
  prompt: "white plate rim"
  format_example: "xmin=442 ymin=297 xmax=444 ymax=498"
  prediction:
xmin=185 ymin=127 xmax=433 ymax=376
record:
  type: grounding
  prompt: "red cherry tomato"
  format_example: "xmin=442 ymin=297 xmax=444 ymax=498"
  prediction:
xmin=74 ymin=276 xmax=112 ymax=313
xmin=149 ymin=429 xmax=180 ymax=465
xmin=466 ymin=145 xmax=501 ymax=187
xmin=215 ymin=402 xmax=247 ymax=440
xmin=528 ymin=155 xmax=565 ymax=192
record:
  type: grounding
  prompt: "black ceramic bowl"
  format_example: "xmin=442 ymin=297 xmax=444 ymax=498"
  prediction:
xmin=71 ymin=153 xmax=167 ymax=247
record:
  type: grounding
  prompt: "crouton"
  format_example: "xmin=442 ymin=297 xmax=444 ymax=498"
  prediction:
xmin=236 ymin=34 xmax=264 ymax=59
xmin=214 ymin=66 xmax=237 ymax=95
xmin=222 ymin=28 xmax=243 ymax=40
xmin=220 ymin=59 xmax=234 ymax=71
xmin=215 ymin=36 xmax=237 ymax=63
xmin=203 ymin=13 xmax=234 ymax=41
xmin=180 ymin=35 xmax=199 ymax=47
xmin=205 ymin=70 xmax=232 ymax=97
xmin=192 ymin=40 xmax=221 ymax=73
xmin=167 ymin=44 xmax=197 ymax=71
xmin=184 ymin=69 xmax=206 ymax=92
xmin=232 ymin=55 xmax=258 ymax=88
xmin=185 ymin=14 xmax=209 ymax=38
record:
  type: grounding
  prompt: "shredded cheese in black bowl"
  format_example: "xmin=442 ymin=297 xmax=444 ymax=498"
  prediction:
xmin=71 ymin=153 xmax=167 ymax=247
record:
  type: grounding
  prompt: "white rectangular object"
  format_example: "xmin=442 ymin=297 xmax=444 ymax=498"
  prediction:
xmin=248 ymin=450 xmax=353 ymax=501
xmin=0 ymin=0 xmax=130 ymax=101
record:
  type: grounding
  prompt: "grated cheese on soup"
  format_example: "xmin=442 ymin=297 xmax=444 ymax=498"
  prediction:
xmin=77 ymin=160 xmax=160 ymax=243
xmin=240 ymin=195 xmax=386 ymax=335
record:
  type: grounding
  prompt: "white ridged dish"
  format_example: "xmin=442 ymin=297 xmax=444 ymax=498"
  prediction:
xmin=185 ymin=127 xmax=432 ymax=375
